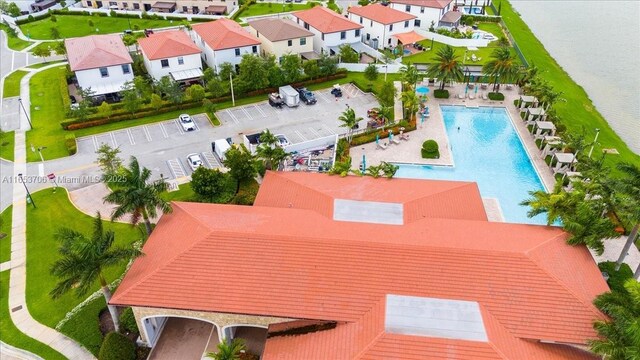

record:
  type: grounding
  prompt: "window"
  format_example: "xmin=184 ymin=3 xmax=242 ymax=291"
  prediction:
xmin=321 ymin=33 xmax=324 ymax=40
xmin=177 ymin=57 xmax=184 ymax=65
xmin=420 ymin=6 xmax=424 ymax=13
xmin=414 ymin=19 xmax=421 ymax=27
xmin=300 ymin=37 xmax=306 ymax=45
xmin=404 ymin=20 xmax=409 ymax=28
xmin=304 ymin=22 xmax=309 ymax=30
xmin=370 ymin=20 xmax=373 ymax=26
xmin=340 ymin=31 xmax=346 ymax=40
xmin=133 ymin=3 xmax=139 ymax=9
xmin=355 ymin=29 xmax=360 ymax=37
xmin=87 ymin=1 xmax=92 ymax=5
xmin=252 ymin=45 xmax=257 ymax=53
xmin=109 ymin=1 xmax=116 ymax=5
xmin=235 ymin=48 xmax=241 ymax=56
xmin=405 ymin=4 xmax=410 ymax=11
xmin=160 ymin=59 xmax=169 ymax=68
xmin=99 ymin=67 xmax=109 ymax=77
xmin=389 ymin=24 xmax=393 ymax=31
xmin=366 ymin=33 xmax=370 ymax=41
xmin=121 ymin=64 xmax=130 ymax=74
xmin=192 ymin=6 xmax=198 ymax=13
xmin=288 ymin=39 xmax=292 ymax=46
xmin=359 ymin=16 xmax=362 ymax=24
xmin=182 ymin=6 xmax=187 ymax=11
xmin=122 ymin=2 xmax=127 ymax=7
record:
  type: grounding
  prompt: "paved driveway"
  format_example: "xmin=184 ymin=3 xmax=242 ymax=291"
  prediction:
xmin=148 ymin=318 xmax=218 ymax=360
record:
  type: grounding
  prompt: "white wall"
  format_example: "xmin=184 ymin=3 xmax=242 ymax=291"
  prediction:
xmin=190 ymin=30 xmax=259 ymax=73
xmin=337 ymin=63 xmax=403 ymax=73
xmin=414 ymin=28 xmax=489 ymax=47
xmin=291 ymin=16 xmax=361 ymax=54
xmin=389 ymin=3 xmax=450 ymax=30
xmin=143 ymin=53 xmax=201 ymax=80
xmin=348 ymin=14 xmax=415 ymax=49
xmin=75 ymin=64 xmax=134 ymax=94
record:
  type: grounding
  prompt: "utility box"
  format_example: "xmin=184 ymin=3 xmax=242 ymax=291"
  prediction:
xmin=278 ymin=85 xmax=300 ymax=107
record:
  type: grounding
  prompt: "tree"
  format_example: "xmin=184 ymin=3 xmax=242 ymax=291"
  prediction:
xmin=482 ymin=47 xmax=520 ymax=92
xmin=95 ymin=101 xmax=111 ymax=120
xmin=50 ymin=26 xmax=60 ymax=39
xmin=372 ymin=105 xmax=393 ymax=125
xmin=338 ymin=44 xmax=359 ymax=63
xmin=186 ymin=84 xmax=205 ymax=103
xmin=121 ymin=86 xmax=141 ymax=114
xmin=255 ymin=130 xmax=288 ymax=171
xmin=32 ymin=45 xmax=51 ymax=62
xmin=377 ymin=81 xmax=397 ymax=108
xmin=70 ymin=87 xmax=95 ymax=120
xmin=589 ymin=279 xmax=640 ymax=359
xmin=400 ymin=90 xmax=419 ymax=121
xmin=190 ymin=167 xmax=228 ymax=202
xmin=52 ymin=40 xmax=66 ymax=58
xmin=203 ymin=98 xmax=216 ymax=116
xmin=96 ymin=143 xmax=123 ymax=176
xmin=399 ymin=63 xmax=420 ymax=89
xmin=263 ymin=54 xmax=284 ymax=88
xmin=237 ymin=54 xmax=269 ymax=93
xmin=50 ymin=213 xmax=142 ymax=333
xmin=380 ymin=161 xmax=399 ymax=179
xmin=7 ymin=2 xmax=20 ymax=17
xmin=222 ymin=146 xmax=258 ymax=194
xmin=425 ymin=45 xmax=464 ymax=90
xmin=317 ymin=52 xmax=338 ymax=78
xmin=280 ymin=54 xmax=302 ymax=84
xmin=103 ymin=156 xmax=171 ymax=235
xmin=329 ymin=156 xmax=354 ymax=177
xmin=303 ymin=60 xmax=321 ymax=80
xmin=122 ymin=34 xmax=137 ymax=48
xmin=338 ymin=107 xmax=362 ymax=144
xmin=150 ymin=93 xmax=164 ymax=111
xmin=133 ymin=76 xmax=152 ymax=101
xmin=364 ymin=63 xmax=378 ymax=89
xmin=203 ymin=67 xmax=216 ymax=83
xmin=154 ymin=76 xmax=183 ymax=104
xmin=206 ymin=76 xmax=226 ymax=98
xmin=206 ymin=338 xmax=246 ymax=360
xmin=217 ymin=62 xmax=235 ymax=81
xmin=613 ymin=163 xmax=640 ymax=277
xmin=0 ymin=0 xmax=10 ymax=14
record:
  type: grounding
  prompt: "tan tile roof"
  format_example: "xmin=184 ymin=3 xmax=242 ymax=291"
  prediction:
xmin=192 ymin=18 xmax=260 ymax=51
xmin=65 ymin=34 xmax=132 ymax=71
xmin=138 ymin=30 xmax=200 ymax=60
xmin=293 ymin=6 xmax=363 ymax=34
xmin=389 ymin=0 xmax=453 ymax=9
xmin=348 ymin=3 xmax=416 ymax=25
xmin=248 ymin=18 xmax=313 ymax=42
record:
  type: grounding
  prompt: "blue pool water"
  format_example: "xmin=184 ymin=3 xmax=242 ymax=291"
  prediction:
xmin=396 ymin=106 xmax=547 ymax=225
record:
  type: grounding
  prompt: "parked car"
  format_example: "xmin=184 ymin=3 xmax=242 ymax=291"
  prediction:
xmin=331 ymin=84 xmax=343 ymax=98
xmin=178 ymin=114 xmax=196 ymax=131
xmin=268 ymin=93 xmax=284 ymax=108
xmin=275 ymin=134 xmax=290 ymax=147
xmin=186 ymin=153 xmax=203 ymax=171
xmin=297 ymin=87 xmax=317 ymax=105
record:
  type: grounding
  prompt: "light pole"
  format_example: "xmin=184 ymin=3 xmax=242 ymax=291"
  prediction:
xmin=229 ymin=73 xmax=235 ymax=107
xmin=17 ymin=97 xmax=33 ymax=129
xmin=588 ymin=128 xmax=600 ymax=159
xmin=18 ymin=173 xmax=36 ymax=208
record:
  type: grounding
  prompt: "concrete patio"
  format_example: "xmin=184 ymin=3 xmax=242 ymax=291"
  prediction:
xmin=148 ymin=318 xmax=219 ymax=360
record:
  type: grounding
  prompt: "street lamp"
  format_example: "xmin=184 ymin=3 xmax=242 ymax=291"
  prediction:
xmin=17 ymin=97 xmax=33 ymax=129
xmin=18 ymin=173 xmax=36 ymax=208
xmin=588 ymin=128 xmax=600 ymax=159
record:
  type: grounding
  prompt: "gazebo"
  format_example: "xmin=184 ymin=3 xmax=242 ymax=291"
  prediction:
xmin=518 ymin=95 xmax=538 ymax=109
xmin=524 ymin=107 xmax=547 ymax=123
xmin=438 ymin=11 xmax=463 ymax=29
xmin=392 ymin=31 xmax=426 ymax=49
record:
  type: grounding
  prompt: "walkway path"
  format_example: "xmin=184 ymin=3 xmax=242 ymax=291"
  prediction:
xmin=8 ymin=64 xmax=96 ymax=360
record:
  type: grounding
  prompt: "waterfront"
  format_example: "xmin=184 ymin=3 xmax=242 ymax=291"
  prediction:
xmin=510 ymin=0 xmax=640 ymax=154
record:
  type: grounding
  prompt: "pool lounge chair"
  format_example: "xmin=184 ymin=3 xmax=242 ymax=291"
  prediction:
xmin=482 ymin=93 xmax=488 ymax=100
xmin=377 ymin=142 xmax=387 ymax=150
xmin=469 ymin=93 xmax=476 ymax=100
xmin=391 ymin=137 xmax=401 ymax=145
xmin=458 ymin=93 xmax=466 ymax=99
xmin=400 ymin=133 xmax=410 ymax=141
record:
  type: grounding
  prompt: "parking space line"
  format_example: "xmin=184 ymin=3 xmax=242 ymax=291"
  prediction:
xmin=159 ymin=123 xmax=169 ymax=138
xmin=308 ymin=127 xmax=321 ymax=138
xmin=318 ymin=92 xmax=332 ymax=104
xmin=226 ymin=110 xmax=239 ymax=124
xmin=126 ymin=129 xmax=135 ymax=145
xmin=201 ymin=151 xmax=220 ymax=168
xmin=174 ymin=120 xmax=185 ymax=134
xmin=143 ymin=126 xmax=152 ymax=141
xmin=92 ymin=136 xmax=98 ymax=151
xmin=322 ymin=124 xmax=336 ymax=134
xmin=110 ymin=132 xmax=117 ymax=147
xmin=254 ymin=105 xmax=266 ymax=117
xmin=167 ymin=159 xmax=186 ymax=178
xmin=294 ymin=130 xmax=307 ymax=142
xmin=242 ymin=107 xmax=252 ymax=120
xmin=192 ymin=120 xmax=200 ymax=132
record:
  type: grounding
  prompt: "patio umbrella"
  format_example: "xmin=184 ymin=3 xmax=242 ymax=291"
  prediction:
xmin=475 ymin=84 xmax=479 ymax=95
xmin=376 ymin=134 xmax=379 ymax=144
xmin=389 ymin=131 xmax=393 ymax=142
xmin=465 ymin=87 xmax=468 ymax=96
xmin=421 ymin=113 xmax=425 ymax=125
xmin=362 ymin=154 xmax=366 ymax=173
xmin=416 ymin=87 xmax=430 ymax=95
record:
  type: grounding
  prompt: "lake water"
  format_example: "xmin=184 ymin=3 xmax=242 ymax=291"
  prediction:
xmin=510 ymin=0 xmax=640 ymax=154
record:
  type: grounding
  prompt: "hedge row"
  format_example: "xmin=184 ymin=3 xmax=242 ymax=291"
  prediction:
xmin=16 ymin=9 xmax=209 ymax=25
xmin=488 ymin=92 xmax=505 ymax=101
xmin=65 ymin=134 xmax=77 ymax=155
xmin=231 ymin=0 xmax=257 ymax=20
xmin=461 ymin=14 xmax=501 ymax=24
xmin=433 ymin=89 xmax=449 ymax=99
xmin=350 ymin=120 xmax=416 ymax=147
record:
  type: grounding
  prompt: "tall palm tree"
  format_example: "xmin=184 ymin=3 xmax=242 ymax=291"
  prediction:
xmin=338 ymin=108 xmax=362 ymax=144
xmin=207 ymin=338 xmax=246 ymax=360
xmin=589 ymin=279 xmax=640 ymax=359
xmin=256 ymin=130 xmax=288 ymax=171
xmin=50 ymin=213 xmax=142 ymax=333
xmin=329 ymin=156 xmax=354 ymax=177
xmin=520 ymin=184 xmax=579 ymax=225
xmin=379 ymin=161 xmax=399 ymax=179
xmin=400 ymin=90 xmax=420 ymax=122
xmin=103 ymin=156 xmax=171 ymax=235
xmin=613 ymin=163 xmax=640 ymax=277
xmin=482 ymin=47 xmax=520 ymax=92
xmin=425 ymin=45 xmax=464 ymax=90
xmin=399 ymin=63 xmax=420 ymax=89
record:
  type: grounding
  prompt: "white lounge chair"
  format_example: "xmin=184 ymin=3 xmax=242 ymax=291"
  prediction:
xmin=469 ymin=93 xmax=476 ymax=100
xmin=377 ymin=142 xmax=387 ymax=150
xmin=482 ymin=93 xmax=488 ymax=100
xmin=391 ymin=137 xmax=401 ymax=145
xmin=458 ymin=93 xmax=466 ymax=99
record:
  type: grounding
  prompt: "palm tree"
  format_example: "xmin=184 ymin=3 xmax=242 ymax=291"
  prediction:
xmin=50 ymin=213 xmax=142 ymax=333
xmin=256 ymin=130 xmax=288 ymax=171
xmin=329 ymin=157 xmax=354 ymax=177
xmin=365 ymin=164 xmax=383 ymax=178
xmin=613 ymin=163 xmax=640 ymax=277
xmin=520 ymin=184 xmax=578 ymax=225
xmin=338 ymin=108 xmax=362 ymax=144
xmin=372 ymin=105 xmax=393 ymax=125
xmin=589 ymin=279 xmax=640 ymax=359
xmin=103 ymin=156 xmax=171 ymax=235
xmin=379 ymin=161 xmax=399 ymax=179
xmin=482 ymin=47 xmax=520 ymax=92
xmin=400 ymin=90 xmax=420 ymax=122
xmin=207 ymin=338 xmax=246 ymax=360
xmin=425 ymin=45 xmax=464 ymax=90
xmin=399 ymin=63 xmax=420 ymax=89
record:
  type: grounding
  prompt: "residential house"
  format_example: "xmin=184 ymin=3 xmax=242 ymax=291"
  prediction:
xmin=191 ymin=18 xmax=260 ymax=73
xmin=65 ymin=34 xmax=134 ymax=95
xmin=347 ymin=3 xmax=417 ymax=49
xmin=111 ymin=171 xmax=607 ymax=360
xmin=138 ymin=29 xmax=203 ymax=83
xmin=388 ymin=0 xmax=454 ymax=30
xmin=247 ymin=18 xmax=315 ymax=61
xmin=80 ymin=0 xmax=235 ymax=15
xmin=291 ymin=6 xmax=363 ymax=56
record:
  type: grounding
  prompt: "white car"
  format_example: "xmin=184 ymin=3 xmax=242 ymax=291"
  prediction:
xmin=187 ymin=153 xmax=203 ymax=171
xmin=179 ymin=114 xmax=196 ymax=131
xmin=275 ymin=134 xmax=290 ymax=147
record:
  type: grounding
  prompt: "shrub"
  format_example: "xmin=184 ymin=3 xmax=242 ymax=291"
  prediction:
xmin=599 ymin=261 xmax=633 ymax=293
xmin=488 ymin=92 xmax=505 ymax=101
xmin=109 ymin=10 xmax=117 ymax=17
xmin=461 ymin=14 xmax=501 ymax=23
xmin=433 ymin=89 xmax=449 ymax=99
xmin=119 ymin=308 xmax=139 ymax=335
xmin=64 ymin=134 xmax=77 ymax=155
xmin=421 ymin=139 xmax=439 ymax=159
xmin=99 ymin=332 xmax=135 ymax=360
xmin=50 ymin=14 xmax=57 ymax=22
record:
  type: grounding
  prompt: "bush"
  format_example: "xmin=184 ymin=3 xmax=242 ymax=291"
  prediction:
xmin=599 ymin=261 xmax=633 ymax=293
xmin=64 ymin=134 xmax=77 ymax=155
xmin=461 ymin=14 xmax=501 ymax=23
xmin=99 ymin=332 xmax=135 ymax=360
xmin=433 ymin=89 xmax=449 ymax=99
xmin=421 ymin=139 xmax=439 ymax=159
xmin=488 ymin=92 xmax=505 ymax=101
xmin=119 ymin=308 xmax=139 ymax=335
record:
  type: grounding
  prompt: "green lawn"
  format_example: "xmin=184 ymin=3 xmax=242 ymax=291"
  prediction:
xmin=59 ymin=296 xmax=106 ymax=356
xmin=26 ymin=60 xmax=66 ymax=69
xmin=476 ymin=22 xmax=504 ymax=38
xmin=20 ymin=15 xmax=179 ymax=40
xmin=0 ymin=131 xmax=15 ymax=161
xmin=3 ymin=70 xmax=29 ymax=98
xmin=161 ymin=183 xmax=196 ymax=202
xmin=0 ymin=206 xmax=12 ymax=263
xmin=25 ymin=188 xmax=141 ymax=329
xmin=0 ymin=271 xmax=68 ymax=360
xmin=500 ymin=0 xmax=640 ymax=171
xmin=402 ymin=39 xmax=518 ymax=67
xmin=29 ymin=42 xmax=55 ymax=54
xmin=237 ymin=2 xmax=315 ymax=18
xmin=0 ymin=23 xmax=33 ymax=50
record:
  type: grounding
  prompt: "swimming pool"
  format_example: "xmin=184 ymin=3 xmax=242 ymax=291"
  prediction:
xmin=395 ymin=106 xmax=547 ymax=225
xmin=462 ymin=6 xmax=484 ymax=14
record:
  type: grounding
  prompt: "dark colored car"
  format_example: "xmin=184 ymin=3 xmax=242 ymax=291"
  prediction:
xmin=297 ymin=87 xmax=317 ymax=105
xmin=331 ymin=87 xmax=343 ymax=98
xmin=268 ymin=93 xmax=284 ymax=108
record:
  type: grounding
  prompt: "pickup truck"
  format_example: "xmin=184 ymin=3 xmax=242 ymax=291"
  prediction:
xmin=297 ymin=87 xmax=317 ymax=105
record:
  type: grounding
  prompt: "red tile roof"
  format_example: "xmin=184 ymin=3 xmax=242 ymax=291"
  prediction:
xmin=138 ymin=30 xmax=201 ymax=60
xmin=389 ymin=0 xmax=453 ymax=9
xmin=65 ymin=34 xmax=132 ymax=71
xmin=348 ymin=3 xmax=416 ymax=25
xmin=112 ymin=172 xmax=607 ymax=359
xmin=293 ymin=6 xmax=363 ymax=34
xmin=192 ymin=18 xmax=260 ymax=51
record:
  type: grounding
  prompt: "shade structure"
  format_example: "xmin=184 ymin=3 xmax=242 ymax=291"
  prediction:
xmin=362 ymin=154 xmax=366 ymax=173
xmin=392 ymin=31 xmax=426 ymax=45
xmin=416 ymin=87 xmax=430 ymax=95
xmin=376 ymin=134 xmax=379 ymax=144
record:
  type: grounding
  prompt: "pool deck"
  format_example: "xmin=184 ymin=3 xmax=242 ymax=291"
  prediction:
xmin=349 ymin=83 xmax=557 ymax=192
